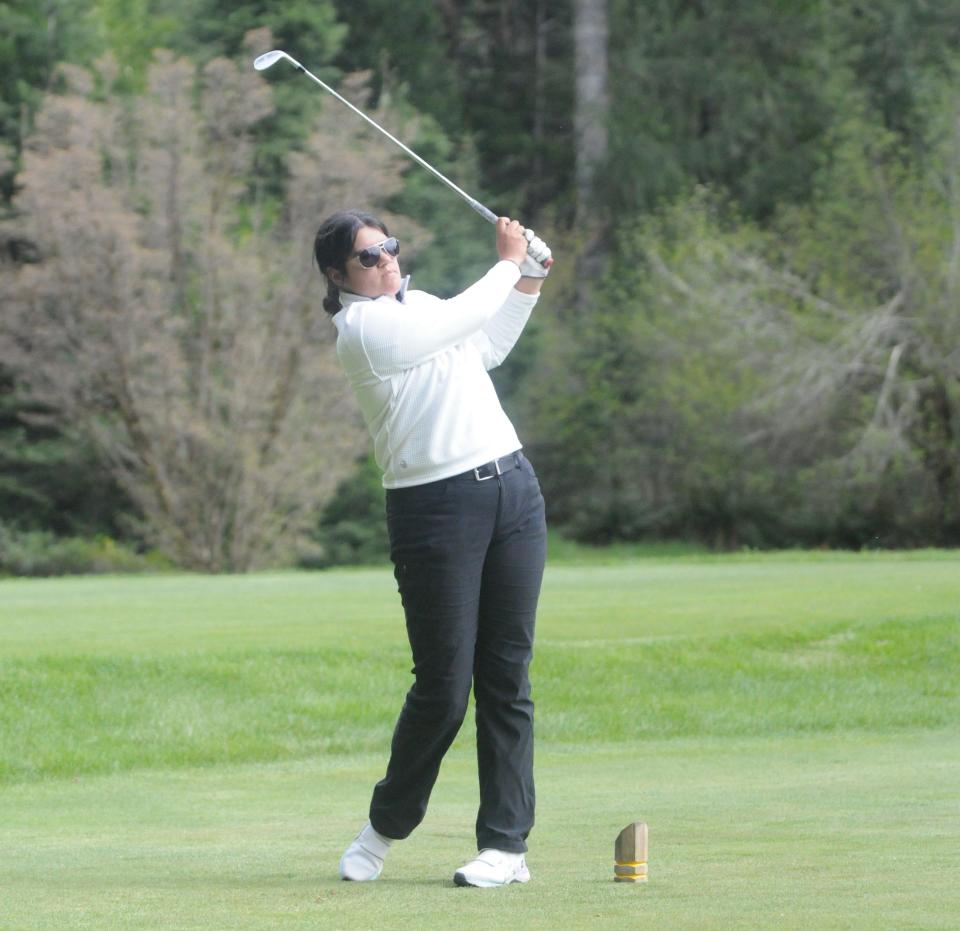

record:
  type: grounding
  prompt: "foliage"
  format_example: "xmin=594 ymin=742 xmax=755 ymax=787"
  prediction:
xmin=604 ymin=1 xmax=960 ymax=220
xmin=0 ymin=0 xmax=98 ymax=202
xmin=762 ymin=95 xmax=960 ymax=545
xmin=3 ymin=1 xmax=960 ymax=557
xmin=827 ymin=0 xmax=960 ymax=142
xmin=0 ymin=371 xmax=132 ymax=537
xmin=90 ymin=0 xmax=178 ymax=91
xmin=0 ymin=52 xmax=411 ymax=570
xmin=0 ymin=522 xmax=161 ymax=576
xmin=606 ymin=0 xmax=831 ymax=218
xmin=299 ymin=455 xmax=389 ymax=569
xmin=330 ymin=0 xmax=575 ymax=221
xmin=526 ymin=80 xmax=960 ymax=549
xmin=160 ymin=0 xmax=345 ymax=67
xmin=525 ymin=191 xmax=784 ymax=545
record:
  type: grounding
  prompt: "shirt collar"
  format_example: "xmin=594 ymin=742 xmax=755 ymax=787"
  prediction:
xmin=339 ymin=275 xmax=410 ymax=309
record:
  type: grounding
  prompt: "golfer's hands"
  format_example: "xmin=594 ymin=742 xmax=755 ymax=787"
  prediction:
xmin=497 ymin=217 xmax=553 ymax=278
xmin=519 ymin=228 xmax=552 ymax=278
xmin=496 ymin=217 xmax=528 ymax=266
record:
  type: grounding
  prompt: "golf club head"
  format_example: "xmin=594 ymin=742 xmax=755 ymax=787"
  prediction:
xmin=253 ymin=49 xmax=297 ymax=71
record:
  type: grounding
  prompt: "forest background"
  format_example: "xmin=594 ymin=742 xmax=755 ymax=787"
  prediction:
xmin=1 ymin=0 xmax=959 ymax=573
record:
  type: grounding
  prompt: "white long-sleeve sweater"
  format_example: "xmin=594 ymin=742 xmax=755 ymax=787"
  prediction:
xmin=332 ymin=259 xmax=538 ymax=489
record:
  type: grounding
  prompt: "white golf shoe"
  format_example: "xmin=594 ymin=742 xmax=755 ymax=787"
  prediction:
xmin=454 ymin=849 xmax=531 ymax=888
xmin=339 ymin=822 xmax=393 ymax=881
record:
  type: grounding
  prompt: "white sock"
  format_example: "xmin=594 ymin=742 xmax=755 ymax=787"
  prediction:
xmin=361 ymin=822 xmax=394 ymax=857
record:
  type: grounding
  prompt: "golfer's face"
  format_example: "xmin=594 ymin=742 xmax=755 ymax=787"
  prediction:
xmin=343 ymin=226 xmax=402 ymax=299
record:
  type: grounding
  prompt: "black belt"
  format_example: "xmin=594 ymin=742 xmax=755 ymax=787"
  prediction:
xmin=468 ymin=452 xmax=522 ymax=482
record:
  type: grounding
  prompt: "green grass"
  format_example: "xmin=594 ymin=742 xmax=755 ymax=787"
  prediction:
xmin=1 ymin=550 xmax=959 ymax=927
xmin=2 ymin=735 xmax=958 ymax=929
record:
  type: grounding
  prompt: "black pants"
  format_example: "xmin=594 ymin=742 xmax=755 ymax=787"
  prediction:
xmin=368 ymin=452 xmax=547 ymax=853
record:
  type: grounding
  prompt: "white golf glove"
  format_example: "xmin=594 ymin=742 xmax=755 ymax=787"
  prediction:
xmin=519 ymin=228 xmax=552 ymax=277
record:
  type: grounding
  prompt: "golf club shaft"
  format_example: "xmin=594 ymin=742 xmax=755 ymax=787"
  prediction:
xmin=287 ymin=60 xmax=498 ymax=225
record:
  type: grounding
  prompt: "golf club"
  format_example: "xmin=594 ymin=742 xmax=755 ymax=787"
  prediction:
xmin=253 ymin=49 xmax=551 ymax=266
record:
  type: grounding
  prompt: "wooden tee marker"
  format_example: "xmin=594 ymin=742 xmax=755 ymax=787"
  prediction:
xmin=614 ymin=822 xmax=648 ymax=883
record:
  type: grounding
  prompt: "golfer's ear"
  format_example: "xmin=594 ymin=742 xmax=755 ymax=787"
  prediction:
xmin=327 ymin=268 xmax=344 ymax=287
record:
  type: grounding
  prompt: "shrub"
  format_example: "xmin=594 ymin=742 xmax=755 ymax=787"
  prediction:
xmin=0 ymin=523 xmax=162 ymax=576
xmin=298 ymin=456 xmax=389 ymax=569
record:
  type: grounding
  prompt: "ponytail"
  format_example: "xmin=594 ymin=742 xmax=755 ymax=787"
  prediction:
xmin=323 ymin=281 xmax=342 ymax=315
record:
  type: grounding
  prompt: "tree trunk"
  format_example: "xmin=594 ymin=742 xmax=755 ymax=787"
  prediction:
xmin=574 ymin=0 xmax=608 ymax=224
xmin=533 ymin=0 xmax=547 ymax=186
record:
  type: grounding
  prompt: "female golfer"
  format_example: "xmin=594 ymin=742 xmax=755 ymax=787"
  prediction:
xmin=314 ymin=209 xmax=551 ymax=887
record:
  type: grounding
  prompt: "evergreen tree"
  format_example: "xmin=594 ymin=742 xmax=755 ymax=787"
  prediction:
xmin=0 ymin=0 xmax=98 ymax=203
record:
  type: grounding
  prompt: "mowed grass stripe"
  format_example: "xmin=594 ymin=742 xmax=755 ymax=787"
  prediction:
xmin=0 ymin=648 xmax=404 ymax=782
xmin=2 ymin=551 xmax=959 ymax=656
xmin=3 ymin=614 xmax=957 ymax=783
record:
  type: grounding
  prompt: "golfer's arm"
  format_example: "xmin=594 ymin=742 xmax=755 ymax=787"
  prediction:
xmin=440 ymin=259 xmax=523 ymax=316
xmin=359 ymin=261 xmax=521 ymax=374
xmin=471 ymin=288 xmax=539 ymax=370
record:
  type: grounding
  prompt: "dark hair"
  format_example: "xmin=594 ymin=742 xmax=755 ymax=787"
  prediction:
xmin=313 ymin=210 xmax=389 ymax=315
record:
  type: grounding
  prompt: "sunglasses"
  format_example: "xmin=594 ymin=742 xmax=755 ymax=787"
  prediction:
xmin=350 ymin=237 xmax=400 ymax=268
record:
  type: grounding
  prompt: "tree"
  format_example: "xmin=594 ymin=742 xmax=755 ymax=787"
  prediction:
xmin=523 ymin=85 xmax=960 ymax=550
xmin=758 ymin=98 xmax=960 ymax=545
xmin=605 ymin=0 xmax=832 ymax=219
xmin=328 ymin=0 xmax=575 ymax=222
xmin=0 ymin=51 xmax=417 ymax=570
xmin=0 ymin=0 xmax=99 ymax=204
xmin=827 ymin=0 xmax=960 ymax=143
xmin=522 ymin=190 xmax=786 ymax=546
xmin=573 ymin=0 xmax=608 ymax=223
xmin=0 ymin=368 xmax=132 ymax=537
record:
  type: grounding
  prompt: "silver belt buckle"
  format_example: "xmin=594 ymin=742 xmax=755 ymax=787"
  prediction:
xmin=473 ymin=458 xmax=502 ymax=481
